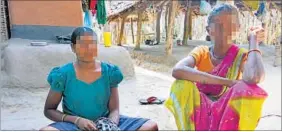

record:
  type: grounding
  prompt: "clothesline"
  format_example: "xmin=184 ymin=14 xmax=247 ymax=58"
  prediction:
xmin=83 ymin=0 xmax=107 ymax=27
xmin=82 ymin=0 xmax=273 ymax=29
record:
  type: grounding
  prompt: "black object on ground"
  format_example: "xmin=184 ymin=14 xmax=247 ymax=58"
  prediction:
xmin=56 ymin=35 xmax=71 ymax=44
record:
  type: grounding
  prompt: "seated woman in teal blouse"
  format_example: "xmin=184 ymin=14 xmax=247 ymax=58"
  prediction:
xmin=40 ymin=27 xmax=158 ymax=131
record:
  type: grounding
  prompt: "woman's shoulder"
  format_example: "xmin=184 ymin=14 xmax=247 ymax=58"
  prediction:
xmin=192 ymin=45 xmax=210 ymax=53
xmin=197 ymin=45 xmax=210 ymax=49
xmin=101 ymin=62 xmax=120 ymax=72
xmin=50 ymin=63 xmax=73 ymax=74
xmin=101 ymin=62 xmax=123 ymax=88
xmin=48 ymin=63 xmax=73 ymax=81
xmin=101 ymin=62 xmax=123 ymax=77
xmin=189 ymin=45 xmax=210 ymax=57
xmin=47 ymin=63 xmax=73 ymax=92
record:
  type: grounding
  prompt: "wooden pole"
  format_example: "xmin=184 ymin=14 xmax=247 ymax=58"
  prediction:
xmin=115 ymin=20 xmax=121 ymax=44
xmin=113 ymin=22 xmax=117 ymax=45
xmin=273 ymin=35 xmax=281 ymax=67
xmin=131 ymin=18 xmax=135 ymax=44
xmin=273 ymin=7 xmax=282 ymax=66
xmin=263 ymin=17 xmax=269 ymax=45
xmin=118 ymin=16 xmax=127 ymax=46
xmin=182 ymin=0 xmax=192 ymax=45
xmin=156 ymin=4 xmax=163 ymax=44
xmin=116 ymin=18 xmax=121 ymax=44
xmin=165 ymin=3 xmax=170 ymax=39
xmin=135 ymin=10 xmax=143 ymax=50
xmin=188 ymin=10 xmax=193 ymax=40
xmin=165 ymin=0 xmax=177 ymax=55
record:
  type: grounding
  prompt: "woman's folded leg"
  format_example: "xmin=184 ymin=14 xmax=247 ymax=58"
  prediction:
xmin=40 ymin=122 xmax=79 ymax=131
xmin=214 ymin=81 xmax=268 ymax=130
xmin=165 ymin=80 xmax=211 ymax=130
xmin=118 ymin=115 xmax=158 ymax=131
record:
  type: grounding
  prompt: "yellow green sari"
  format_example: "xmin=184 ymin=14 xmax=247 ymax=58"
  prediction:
xmin=165 ymin=44 xmax=268 ymax=130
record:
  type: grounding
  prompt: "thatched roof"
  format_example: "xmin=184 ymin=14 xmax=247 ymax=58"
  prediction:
xmin=178 ymin=0 xmax=282 ymax=15
xmin=107 ymin=0 xmax=165 ymax=22
xmin=107 ymin=0 xmax=282 ymax=22
xmin=107 ymin=1 xmax=155 ymax=23
xmin=107 ymin=1 xmax=137 ymax=17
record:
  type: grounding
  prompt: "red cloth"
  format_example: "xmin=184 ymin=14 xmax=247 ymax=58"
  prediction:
xmin=90 ymin=0 xmax=97 ymax=15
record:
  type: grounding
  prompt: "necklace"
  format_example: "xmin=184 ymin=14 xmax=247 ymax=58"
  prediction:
xmin=210 ymin=47 xmax=225 ymax=60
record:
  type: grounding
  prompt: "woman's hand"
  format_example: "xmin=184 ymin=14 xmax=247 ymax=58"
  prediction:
xmin=242 ymin=26 xmax=266 ymax=84
xmin=76 ymin=117 xmax=97 ymax=131
xmin=228 ymin=80 xmax=239 ymax=87
xmin=108 ymin=88 xmax=120 ymax=125
xmin=248 ymin=26 xmax=265 ymax=44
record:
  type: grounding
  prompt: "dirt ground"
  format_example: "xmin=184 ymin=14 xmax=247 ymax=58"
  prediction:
xmin=1 ymin=67 xmax=176 ymax=130
xmin=1 ymin=42 xmax=281 ymax=130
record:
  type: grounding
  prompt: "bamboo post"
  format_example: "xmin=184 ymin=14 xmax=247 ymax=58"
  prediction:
xmin=118 ymin=15 xmax=127 ymax=46
xmin=273 ymin=6 xmax=282 ymax=66
xmin=131 ymin=18 xmax=135 ymax=44
xmin=116 ymin=18 xmax=121 ymax=44
xmin=156 ymin=4 xmax=163 ymax=44
xmin=165 ymin=3 xmax=170 ymax=39
xmin=273 ymin=35 xmax=281 ymax=67
xmin=182 ymin=0 xmax=192 ymax=45
xmin=263 ymin=17 xmax=270 ymax=45
xmin=135 ymin=10 xmax=143 ymax=50
xmin=268 ymin=21 xmax=272 ymax=45
xmin=165 ymin=0 xmax=177 ymax=55
xmin=112 ymin=22 xmax=117 ymax=45
xmin=188 ymin=10 xmax=193 ymax=40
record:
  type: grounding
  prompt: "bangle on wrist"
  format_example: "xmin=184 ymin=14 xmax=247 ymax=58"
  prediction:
xmin=62 ymin=114 xmax=67 ymax=122
xmin=74 ymin=117 xmax=81 ymax=125
xmin=247 ymin=49 xmax=262 ymax=57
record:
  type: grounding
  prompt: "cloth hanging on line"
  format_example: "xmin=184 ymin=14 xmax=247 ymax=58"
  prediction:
xmin=255 ymin=1 xmax=267 ymax=18
xmin=90 ymin=0 xmax=98 ymax=15
xmin=84 ymin=10 xmax=94 ymax=28
xmin=97 ymin=0 xmax=107 ymax=25
xmin=199 ymin=0 xmax=212 ymax=15
xmin=242 ymin=0 xmax=259 ymax=11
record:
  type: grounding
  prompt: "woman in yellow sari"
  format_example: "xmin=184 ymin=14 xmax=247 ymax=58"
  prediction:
xmin=165 ymin=4 xmax=267 ymax=130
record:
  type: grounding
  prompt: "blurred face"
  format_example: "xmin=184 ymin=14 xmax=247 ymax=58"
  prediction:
xmin=207 ymin=12 xmax=240 ymax=42
xmin=72 ymin=33 xmax=98 ymax=62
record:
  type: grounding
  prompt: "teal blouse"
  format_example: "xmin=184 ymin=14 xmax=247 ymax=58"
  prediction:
xmin=47 ymin=62 xmax=123 ymax=121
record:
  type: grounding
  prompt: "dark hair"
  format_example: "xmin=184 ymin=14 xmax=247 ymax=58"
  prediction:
xmin=207 ymin=3 xmax=239 ymax=27
xmin=71 ymin=27 xmax=97 ymax=44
